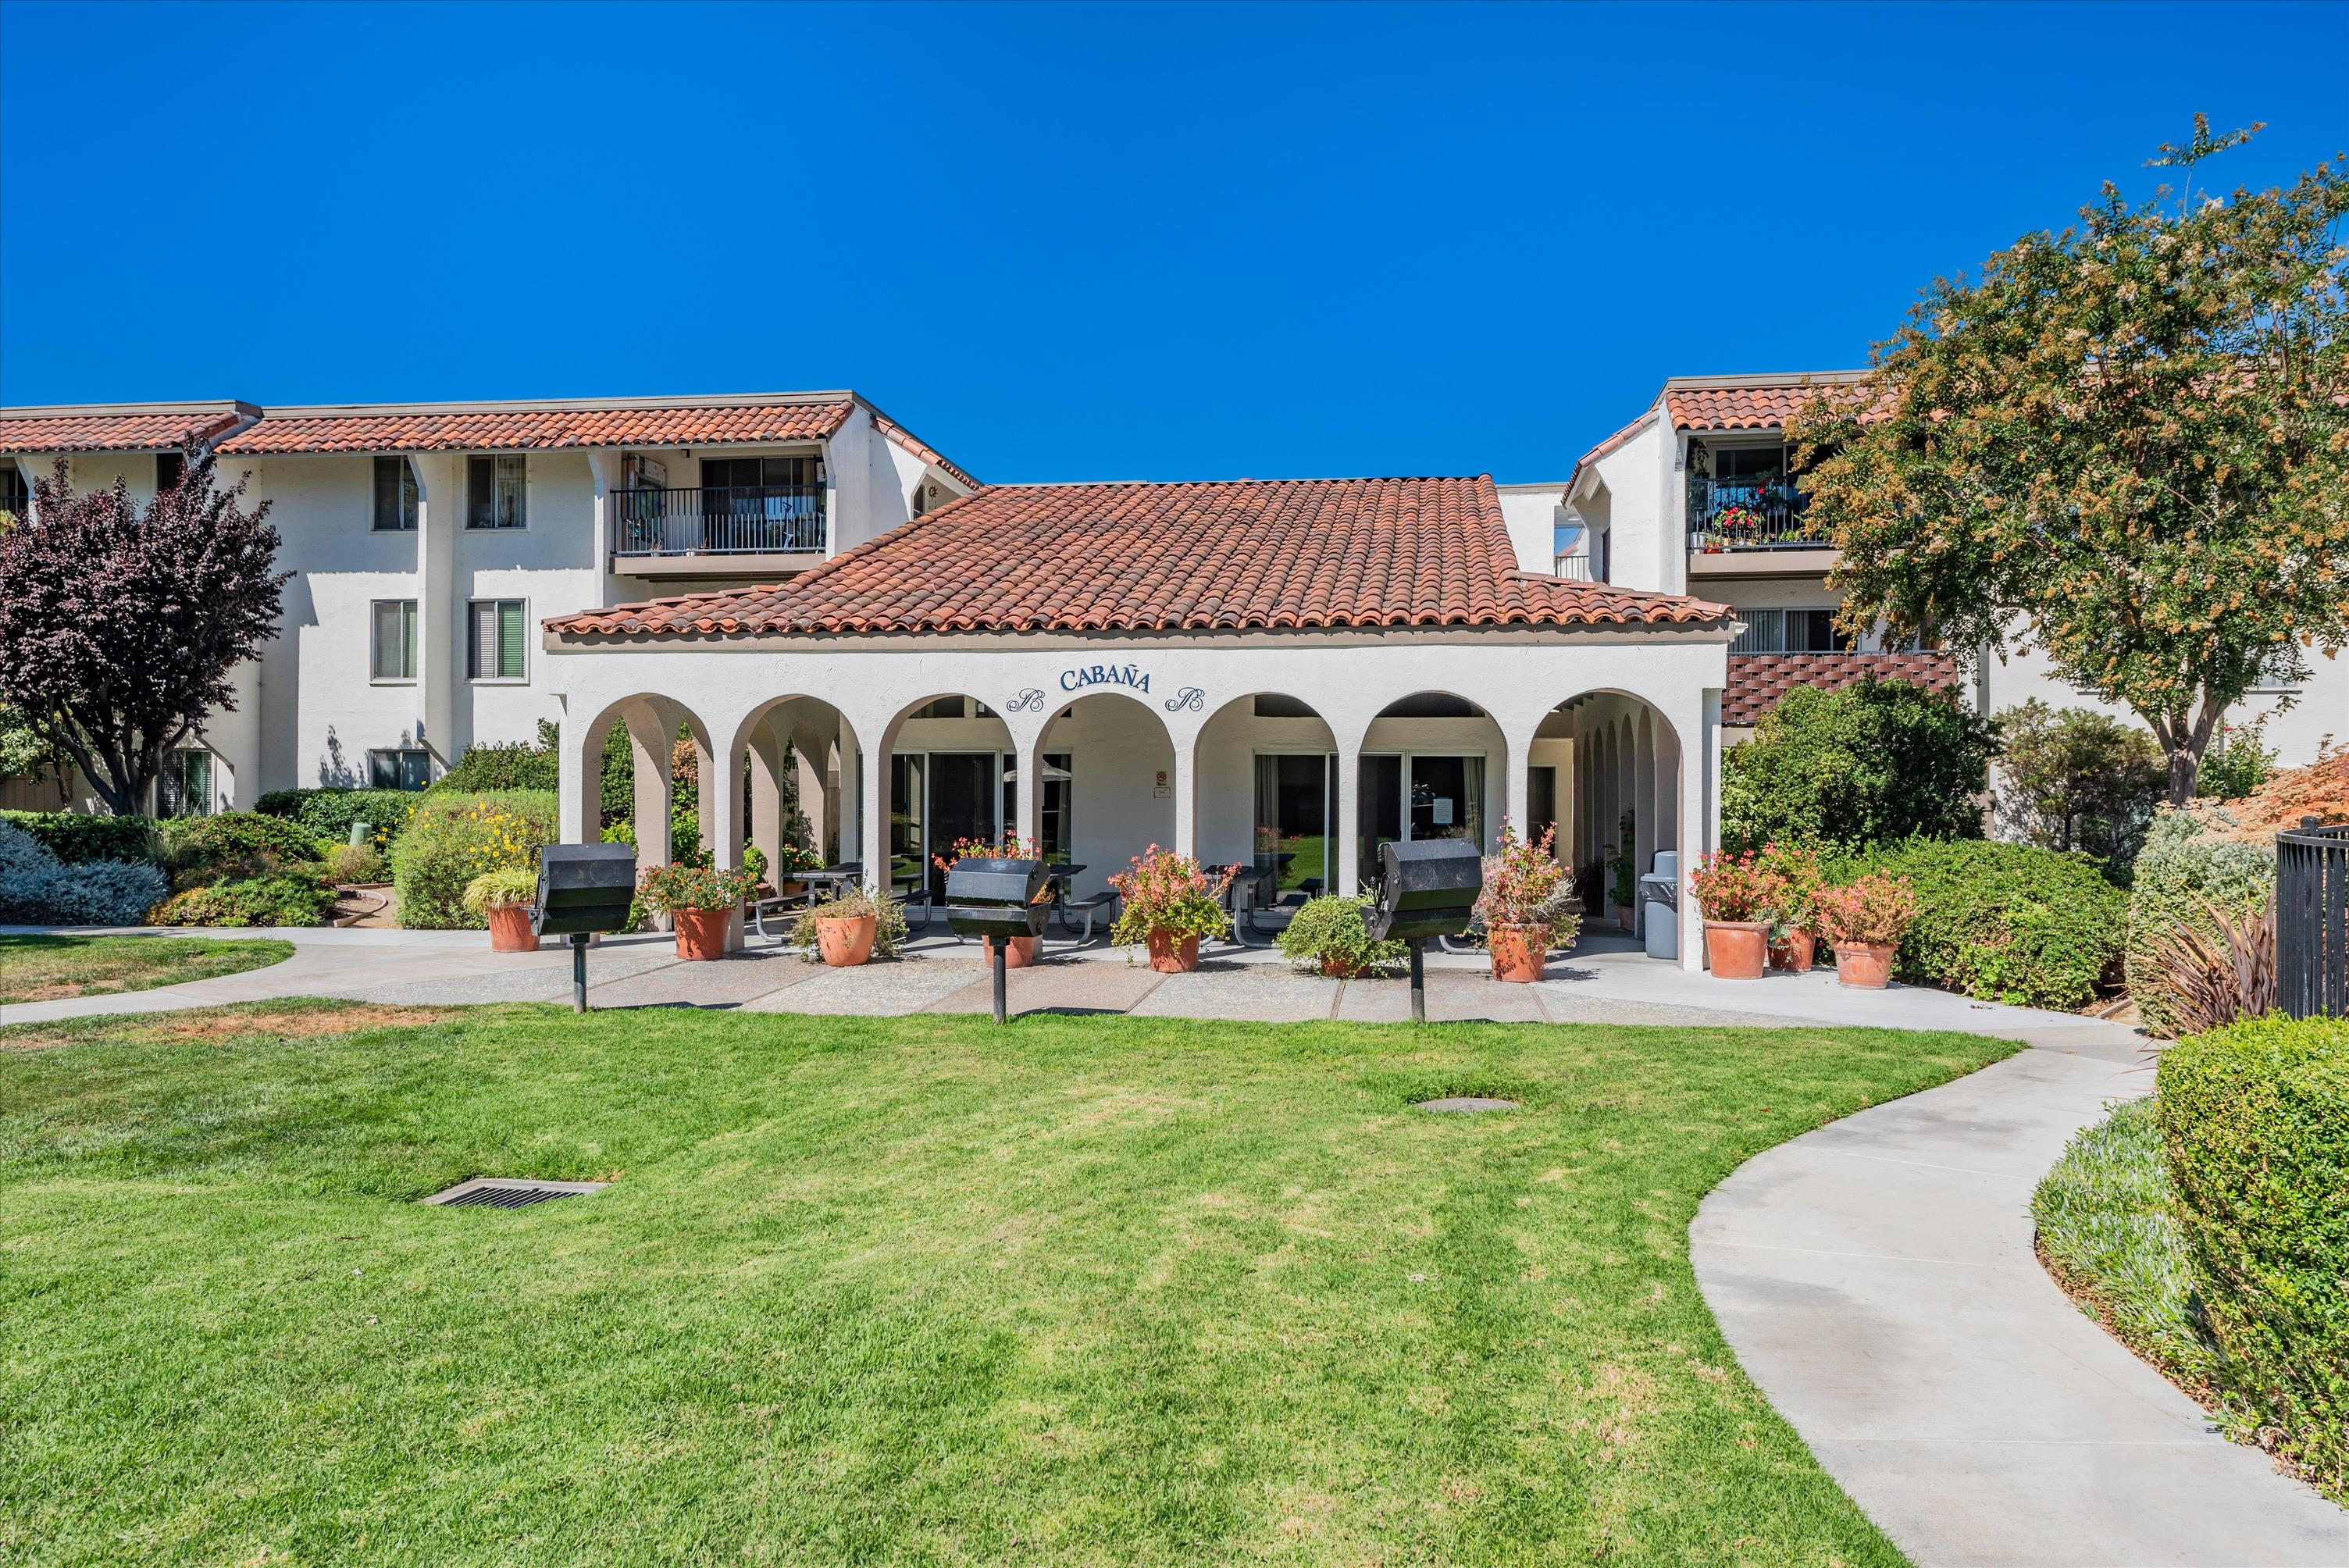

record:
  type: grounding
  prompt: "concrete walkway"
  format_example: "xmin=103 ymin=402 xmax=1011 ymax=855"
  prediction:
xmin=1693 ymin=1037 xmax=2349 ymax=1566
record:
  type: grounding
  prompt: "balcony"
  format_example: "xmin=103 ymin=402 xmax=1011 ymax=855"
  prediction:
xmin=1688 ymin=478 xmax=1825 ymax=552
xmin=1724 ymin=649 xmax=1959 ymax=728
xmin=612 ymin=483 xmax=826 ymax=560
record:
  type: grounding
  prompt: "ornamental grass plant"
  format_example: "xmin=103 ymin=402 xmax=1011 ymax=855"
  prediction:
xmin=786 ymin=884 xmax=909 ymax=960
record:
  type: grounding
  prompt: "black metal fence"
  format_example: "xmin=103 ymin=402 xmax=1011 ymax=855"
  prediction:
xmin=612 ymin=484 xmax=826 ymax=556
xmin=2277 ymin=815 xmax=2348 ymax=1020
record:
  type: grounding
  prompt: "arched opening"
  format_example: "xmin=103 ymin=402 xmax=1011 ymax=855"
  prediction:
xmin=1542 ymin=690 xmax=1683 ymax=950
xmin=722 ymin=695 xmax=861 ymax=885
xmin=569 ymin=693 xmax=712 ymax=869
xmin=1360 ymin=691 xmax=1506 ymax=883
xmin=880 ymin=693 xmax=1018 ymax=898
xmin=1193 ymin=690 xmax=1339 ymax=907
xmin=1030 ymin=690 xmax=1178 ymax=900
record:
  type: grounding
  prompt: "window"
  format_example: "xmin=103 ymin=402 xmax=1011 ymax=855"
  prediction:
xmin=368 ymin=748 xmax=432 ymax=790
xmin=372 ymin=456 xmax=419 ymax=532
xmin=0 ymin=463 xmax=27 ymax=522
xmin=1731 ymin=608 xmax=1852 ymax=654
xmin=466 ymin=454 xmax=527 ymax=529
xmin=468 ymin=599 xmax=526 ymax=681
xmin=371 ymin=600 xmax=418 ymax=681
xmin=159 ymin=747 xmax=212 ymax=818
xmin=155 ymin=451 xmax=184 ymax=492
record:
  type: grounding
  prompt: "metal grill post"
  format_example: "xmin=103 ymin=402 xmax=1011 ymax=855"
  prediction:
xmin=1409 ymin=939 xmax=1427 ymax=1024
xmin=572 ymin=932 xmax=590 ymax=1014
xmin=992 ymin=940 xmax=1009 ymax=1025
xmin=2277 ymin=815 xmax=2349 ymax=1021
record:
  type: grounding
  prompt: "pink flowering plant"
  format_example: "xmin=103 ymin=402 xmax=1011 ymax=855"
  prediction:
xmin=1811 ymin=873 xmax=1920 ymax=946
xmin=1754 ymin=840 xmax=1827 ymax=934
xmin=1472 ymin=819 xmax=1580 ymax=939
xmin=637 ymin=861 xmax=758 ymax=914
xmin=1686 ymin=849 xmax=1776 ymax=924
xmin=932 ymin=834 xmax=1052 ymax=902
xmin=1108 ymin=845 xmax=1236 ymax=947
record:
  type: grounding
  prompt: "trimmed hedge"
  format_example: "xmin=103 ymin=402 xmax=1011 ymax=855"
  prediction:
xmin=1829 ymin=838 xmax=2126 ymax=1010
xmin=0 ymin=810 xmax=159 ymax=866
xmin=2125 ymin=808 xmax=2276 ymax=1037
xmin=255 ymin=788 xmax=423 ymax=850
xmin=387 ymin=790 xmax=557 ymax=929
xmin=1722 ymin=676 xmax=2001 ymax=852
xmin=2157 ymin=1016 xmax=2348 ymax=1502
xmin=161 ymin=811 xmax=326 ymax=883
xmin=430 ymin=739 xmax=560 ymax=795
xmin=152 ymin=875 xmax=337 ymax=928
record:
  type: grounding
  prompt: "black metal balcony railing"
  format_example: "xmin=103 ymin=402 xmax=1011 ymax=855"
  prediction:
xmin=613 ymin=484 xmax=826 ymax=556
xmin=1688 ymin=478 xmax=1825 ymax=551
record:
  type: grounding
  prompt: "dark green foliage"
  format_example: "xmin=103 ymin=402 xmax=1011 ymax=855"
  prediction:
xmin=1723 ymin=677 xmax=2001 ymax=853
xmin=430 ymin=734 xmax=560 ymax=794
xmin=255 ymin=788 xmax=422 ymax=848
xmin=2194 ymin=717 xmax=2276 ymax=803
xmin=1830 ymin=838 xmax=2125 ymax=1010
xmin=2157 ymin=1016 xmax=2348 ymax=1501
xmin=1994 ymin=700 xmax=2166 ymax=872
xmin=160 ymin=812 xmax=325 ymax=886
xmin=0 ymin=810 xmax=159 ymax=865
xmin=2124 ymin=809 xmax=2276 ymax=1038
xmin=151 ymin=875 xmax=338 ymax=928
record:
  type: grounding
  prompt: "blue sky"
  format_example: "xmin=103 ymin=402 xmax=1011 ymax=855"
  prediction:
xmin=2 ymin=1 xmax=2342 ymax=483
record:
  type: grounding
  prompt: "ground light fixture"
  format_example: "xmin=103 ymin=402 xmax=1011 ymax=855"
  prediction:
xmin=1364 ymin=839 xmax=1484 ymax=1022
xmin=532 ymin=843 xmax=640 ymax=1011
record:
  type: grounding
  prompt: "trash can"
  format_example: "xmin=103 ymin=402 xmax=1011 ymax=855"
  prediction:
xmin=1639 ymin=850 xmax=1679 ymax=961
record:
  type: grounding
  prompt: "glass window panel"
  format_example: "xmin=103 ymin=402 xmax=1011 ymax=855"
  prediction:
xmin=497 ymin=600 xmax=525 ymax=679
xmin=401 ymin=750 xmax=431 ymax=789
xmin=1731 ymin=608 xmax=1785 ymax=653
xmin=468 ymin=602 xmax=496 ymax=679
xmin=1357 ymin=754 xmax=1403 ymax=886
xmin=1408 ymin=754 xmax=1479 ymax=844
xmin=1041 ymin=751 xmax=1071 ymax=862
xmin=889 ymin=754 xmax=925 ymax=889
xmin=467 ymin=455 xmax=494 ymax=529
xmin=494 ymin=455 xmax=526 ymax=528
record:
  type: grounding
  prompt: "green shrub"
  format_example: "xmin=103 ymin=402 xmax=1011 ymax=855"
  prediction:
xmin=1275 ymin=895 xmax=1404 ymax=975
xmin=162 ymin=812 xmax=326 ymax=887
xmin=1722 ymin=676 xmax=2001 ymax=853
xmin=152 ymin=875 xmax=337 ymax=928
xmin=321 ymin=841 xmax=388 ymax=886
xmin=0 ymin=810 xmax=159 ymax=865
xmin=2196 ymin=715 xmax=2276 ymax=802
xmin=255 ymin=787 xmax=422 ymax=850
xmin=387 ymin=790 xmax=557 ymax=929
xmin=1828 ymin=838 xmax=2125 ymax=1010
xmin=2125 ymin=808 xmax=2276 ymax=1037
xmin=430 ymin=738 xmax=560 ymax=795
xmin=2157 ymin=1016 xmax=2348 ymax=1502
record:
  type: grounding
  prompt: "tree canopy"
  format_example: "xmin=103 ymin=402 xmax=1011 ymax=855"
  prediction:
xmin=0 ymin=455 xmax=287 ymax=817
xmin=1722 ymin=676 xmax=2000 ymax=853
xmin=1791 ymin=118 xmax=2349 ymax=804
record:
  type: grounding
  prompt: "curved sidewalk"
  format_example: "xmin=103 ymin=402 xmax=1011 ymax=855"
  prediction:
xmin=1692 ymin=1040 xmax=2349 ymax=1567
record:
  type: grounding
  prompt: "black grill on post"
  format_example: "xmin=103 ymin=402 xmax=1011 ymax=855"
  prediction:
xmin=2278 ymin=816 xmax=2349 ymax=1021
xmin=1364 ymin=839 xmax=1484 ymax=1023
xmin=944 ymin=858 xmax=1050 ymax=1024
xmin=533 ymin=843 xmax=640 ymax=1013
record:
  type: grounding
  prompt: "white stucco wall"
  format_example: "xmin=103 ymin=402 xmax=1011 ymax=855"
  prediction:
xmin=1495 ymin=484 xmax=1571 ymax=576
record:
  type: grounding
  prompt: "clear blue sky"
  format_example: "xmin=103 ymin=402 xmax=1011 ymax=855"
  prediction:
xmin=2 ymin=1 xmax=2342 ymax=483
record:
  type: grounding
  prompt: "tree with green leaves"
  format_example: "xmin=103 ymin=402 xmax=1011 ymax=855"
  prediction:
xmin=1791 ymin=118 xmax=2349 ymax=804
xmin=1992 ymin=700 xmax=2166 ymax=867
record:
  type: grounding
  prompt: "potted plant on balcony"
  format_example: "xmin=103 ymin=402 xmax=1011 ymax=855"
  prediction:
xmin=934 ymin=834 xmax=1050 ymax=967
xmin=788 ymin=882 xmax=907 ymax=968
xmin=638 ymin=861 xmax=758 ymax=961
xmin=462 ymin=867 xmax=540 ymax=953
xmin=1108 ymin=845 xmax=1235 ymax=973
xmin=1757 ymin=840 xmax=1826 ymax=972
xmin=1812 ymin=872 xmax=1919 ymax=989
xmin=1274 ymin=893 xmax=1403 ymax=978
xmin=1687 ymin=848 xmax=1776 ymax=979
xmin=1473 ymin=819 xmax=1579 ymax=982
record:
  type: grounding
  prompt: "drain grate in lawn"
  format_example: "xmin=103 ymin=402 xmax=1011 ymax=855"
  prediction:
xmin=422 ymin=1178 xmax=608 ymax=1208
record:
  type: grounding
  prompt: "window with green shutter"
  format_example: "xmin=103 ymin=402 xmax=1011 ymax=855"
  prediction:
xmin=468 ymin=599 xmax=526 ymax=681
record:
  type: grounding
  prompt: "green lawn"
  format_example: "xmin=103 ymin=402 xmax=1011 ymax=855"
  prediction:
xmin=0 ymin=932 xmax=293 ymax=1005
xmin=0 ymin=1004 xmax=2016 ymax=1566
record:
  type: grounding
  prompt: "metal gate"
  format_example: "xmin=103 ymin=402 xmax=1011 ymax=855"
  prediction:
xmin=2276 ymin=816 xmax=2349 ymax=1020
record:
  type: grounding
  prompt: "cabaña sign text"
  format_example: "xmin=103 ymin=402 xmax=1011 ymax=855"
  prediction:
xmin=1060 ymin=664 xmax=1150 ymax=694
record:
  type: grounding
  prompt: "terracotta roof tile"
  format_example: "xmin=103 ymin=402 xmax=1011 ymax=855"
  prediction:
xmin=1724 ymin=650 xmax=1959 ymax=727
xmin=1665 ymin=377 xmax=1885 ymax=433
xmin=548 ymin=476 xmax=1733 ymax=640
xmin=872 ymin=413 xmax=978 ymax=489
xmin=215 ymin=400 xmax=855 ymax=455
xmin=0 ymin=404 xmax=254 ymax=454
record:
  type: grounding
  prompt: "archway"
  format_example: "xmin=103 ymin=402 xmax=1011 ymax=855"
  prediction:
xmin=1358 ymin=691 xmax=1507 ymax=886
xmin=1192 ymin=690 xmax=1340 ymax=903
xmin=1539 ymin=690 xmax=1683 ymax=946
xmin=1028 ymin=690 xmax=1178 ymax=900
xmin=565 ymin=693 xmax=711 ymax=869
xmin=878 ymin=693 xmax=1018 ymax=897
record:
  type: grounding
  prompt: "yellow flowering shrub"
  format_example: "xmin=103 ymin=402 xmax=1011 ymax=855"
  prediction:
xmin=388 ymin=790 xmax=557 ymax=929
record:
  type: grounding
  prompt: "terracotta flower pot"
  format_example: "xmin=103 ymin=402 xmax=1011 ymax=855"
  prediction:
xmin=486 ymin=903 xmax=536 ymax=953
xmin=1703 ymin=920 xmax=1769 ymax=979
xmin=1487 ymin=923 xmax=1549 ymax=982
xmin=1144 ymin=928 xmax=1201 ymax=974
xmin=981 ymin=933 xmax=1039 ymax=968
xmin=815 ymin=913 xmax=876 ymax=968
xmin=1833 ymin=939 xmax=1896 ymax=989
xmin=672 ymin=907 xmax=731 ymax=961
xmin=1768 ymin=928 xmax=1819 ymax=973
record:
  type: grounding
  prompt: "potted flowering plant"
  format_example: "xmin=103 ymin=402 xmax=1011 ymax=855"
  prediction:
xmin=1473 ymin=820 xmax=1579 ymax=982
xmin=461 ymin=867 xmax=540 ymax=953
xmin=787 ymin=882 xmax=907 ymax=968
xmin=1274 ymin=894 xmax=1403 ymax=978
xmin=933 ymin=834 xmax=1050 ymax=967
xmin=768 ymin=841 xmax=823 ymax=896
xmin=1108 ymin=845 xmax=1235 ymax=973
xmin=1685 ymin=848 xmax=1777 ymax=978
xmin=1811 ymin=873 xmax=1919 ymax=989
xmin=637 ymin=861 xmax=759 ymax=960
xmin=1756 ymin=840 xmax=1826 ymax=972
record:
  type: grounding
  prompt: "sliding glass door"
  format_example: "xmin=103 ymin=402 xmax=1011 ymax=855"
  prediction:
xmin=1357 ymin=753 xmax=1486 ymax=885
xmin=1253 ymin=753 xmax=1337 ymax=893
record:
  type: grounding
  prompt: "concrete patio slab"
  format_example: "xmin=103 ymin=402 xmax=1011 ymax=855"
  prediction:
xmin=740 ymin=954 xmax=983 ymax=1016
xmin=930 ymin=958 xmax=1167 ymax=1017
xmin=1128 ymin=963 xmax=1342 ymax=1021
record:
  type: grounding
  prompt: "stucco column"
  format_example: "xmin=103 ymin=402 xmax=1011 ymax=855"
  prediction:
xmin=629 ymin=718 xmax=672 ymax=868
xmin=703 ymin=724 xmax=747 ymax=950
xmin=1171 ymin=735 xmax=1197 ymax=861
xmin=409 ymin=453 xmax=460 ymax=776
xmin=559 ymin=705 xmax=599 ymax=846
xmin=1502 ymin=722 xmax=1538 ymax=846
xmin=1678 ymin=692 xmax=1720 ymax=974
xmin=857 ymin=733 xmax=886 ymax=894
xmin=1632 ymin=711 xmax=1657 ymax=937
xmin=1331 ymin=722 xmax=1367 ymax=896
xmin=747 ymin=719 xmax=786 ymax=885
xmin=1017 ymin=733 xmax=1046 ymax=851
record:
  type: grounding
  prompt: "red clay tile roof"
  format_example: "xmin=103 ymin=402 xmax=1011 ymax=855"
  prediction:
xmin=1724 ymin=650 xmax=1959 ymax=727
xmin=872 ymin=413 xmax=978 ymax=489
xmin=548 ymin=476 xmax=1733 ymax=640
xmin=0 ymin=404 xmax=255 ymax=453
xmin=214 ymin=400 xmax=856 ymax=455
xmin=1664 ymin=376 xmax=1883 ymax=433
